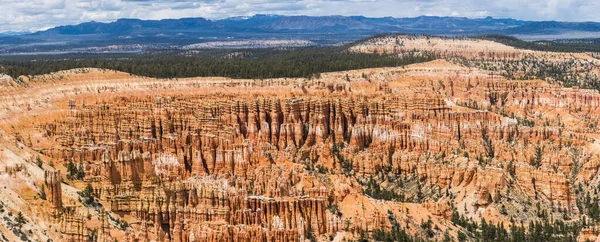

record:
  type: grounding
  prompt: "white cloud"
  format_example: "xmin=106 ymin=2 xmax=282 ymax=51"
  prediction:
xmin=0 ymin=0 xmax=597 ymax=32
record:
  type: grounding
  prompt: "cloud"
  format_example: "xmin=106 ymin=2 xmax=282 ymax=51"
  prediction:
xmin=0 ymin=0 xmax=598 ymax=32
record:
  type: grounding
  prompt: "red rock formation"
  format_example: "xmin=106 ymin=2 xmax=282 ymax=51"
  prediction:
xmin=59 ymin=206 xmax=87 ymax=242
xmin=45 ymin=169 xmax=63 ymax=219
xmin=6 ymin=43 xmax=600 ymax=241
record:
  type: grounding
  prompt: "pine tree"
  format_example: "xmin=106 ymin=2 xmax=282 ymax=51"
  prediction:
xmin=39 ymin=184 xmax=46 ymax=200
xmin=15 ymin=212 xmax=26 ymax=226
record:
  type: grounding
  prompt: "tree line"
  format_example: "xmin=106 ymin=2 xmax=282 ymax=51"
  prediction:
xmin=476 ymin=34 xmax=600 ymax=53
xmin=0 ymin=47 xmax=437 ymax=80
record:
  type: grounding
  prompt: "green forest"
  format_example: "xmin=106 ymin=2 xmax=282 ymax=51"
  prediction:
xmin=3 ymin=34 xmax=600 ymax=80
xmin=0 ymin=47 xmax=436 ymax=80
xmin=475 ymin=34 xmax=600 ymax=53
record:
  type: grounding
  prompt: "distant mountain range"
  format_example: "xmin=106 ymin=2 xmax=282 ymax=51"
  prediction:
xmin=3 ymin=15 xmax=600 ymax=53
xmin=0 ymin=31 xmax=32 ymax=37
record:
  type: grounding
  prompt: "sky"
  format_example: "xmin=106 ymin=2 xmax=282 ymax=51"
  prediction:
xmin=0 ymin=0 xmax=596 ymax=32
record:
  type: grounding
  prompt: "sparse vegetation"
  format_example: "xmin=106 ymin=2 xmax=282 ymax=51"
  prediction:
xmin=79 ymin=183 xmax=95 ymax=205
xmin=39 ymin=184 xmax=46 ymax=200
xmin=35 ymin=156 xmax=42 ymax=168
xmin=66 ymin=160 xmax=85 ymax=180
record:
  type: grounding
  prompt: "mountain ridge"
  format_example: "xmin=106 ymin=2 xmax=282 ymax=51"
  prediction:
xmin=34 ymin=14 xmax=529 ymax=35
xmin=4 ymin=14 xmax=600 ymax=53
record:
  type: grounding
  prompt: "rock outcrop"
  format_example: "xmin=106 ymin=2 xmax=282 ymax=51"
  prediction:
xmin=45 ymin=169 xmax=63 ymax=219
xmin=2 ymin=37 xmax=600 ymax=241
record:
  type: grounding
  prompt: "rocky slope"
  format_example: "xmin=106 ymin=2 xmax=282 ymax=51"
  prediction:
xmin=1 ymin=37 xmax=600 ymax=241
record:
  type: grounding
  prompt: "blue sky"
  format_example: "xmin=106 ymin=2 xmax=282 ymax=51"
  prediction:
xmin=0 ymin=0 xmax=595 ymax=32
